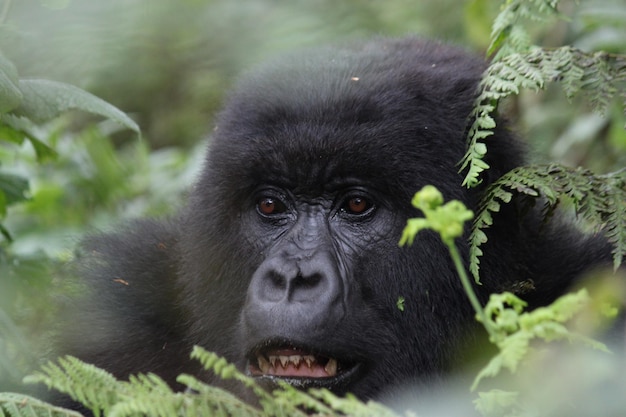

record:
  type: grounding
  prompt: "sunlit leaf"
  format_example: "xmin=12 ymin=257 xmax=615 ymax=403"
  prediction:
xmin=0 ymin=53 xmax=23 ymax=114
xmin=14 ymin=79 xmax=140 ymax=134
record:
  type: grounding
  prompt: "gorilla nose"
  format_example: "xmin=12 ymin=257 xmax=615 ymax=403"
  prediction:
xmin=265 ymin=268 xmax=318 ymax=298
xmin=244 ymin=251 xmax=345 ymax=334
xmin=253 ymin=253 xmax=341 ymax=304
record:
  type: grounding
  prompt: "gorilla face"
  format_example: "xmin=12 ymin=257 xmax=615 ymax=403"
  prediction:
xmin=241 ymin=176 xmax=391 ymax=392
xmin=178 ymin=38 xmax=505 ymax=398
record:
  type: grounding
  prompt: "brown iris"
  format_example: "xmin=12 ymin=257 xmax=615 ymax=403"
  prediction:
xmin=346 ymin=197 xmax=369 ymax=214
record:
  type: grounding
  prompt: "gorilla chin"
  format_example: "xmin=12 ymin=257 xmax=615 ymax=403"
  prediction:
xmin=55 ymin=36 xmax=617 ymax=412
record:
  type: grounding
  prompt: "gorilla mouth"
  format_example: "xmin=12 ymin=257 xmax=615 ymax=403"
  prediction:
xmin=247 ymin=344 xmax=361 ymax=390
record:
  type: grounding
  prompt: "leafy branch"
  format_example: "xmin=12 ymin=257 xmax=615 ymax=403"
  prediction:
xmin=471 ymin=289 xmax=609 ymax=391
xmin=470 ymin=164 xmax=626 ymax=279
xmin=399 ymin=185 xmax=496 ymax=339
xmin=487 ymin=0 xmax=561 ymax=58
xmin=400 ymin=185 xmax=614 ymax=417
xmin=0 ymin=392 xmax=83 ymax=417
xmin=0 ymin=51 xmax=140 ymax=242
xmin=460 ymin=0 xmax=626 ymax=187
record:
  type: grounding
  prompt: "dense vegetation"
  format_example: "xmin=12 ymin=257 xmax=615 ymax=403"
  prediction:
xmin=0 ymin=0 xmax=625 ymax=416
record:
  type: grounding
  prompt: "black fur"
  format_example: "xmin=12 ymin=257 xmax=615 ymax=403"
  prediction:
xmin=57 ymin=37 xmax=614 ymax=408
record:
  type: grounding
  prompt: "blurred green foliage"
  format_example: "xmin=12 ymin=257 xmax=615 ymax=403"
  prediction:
xmin=0 ymin=0 xmax=624 ymax=399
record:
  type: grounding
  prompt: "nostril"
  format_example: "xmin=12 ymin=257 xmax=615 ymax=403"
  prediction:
xmin=294 ymin=273 xmax=322 ymax=289
xmin=269 ymin=271 xmax=287 ymax=290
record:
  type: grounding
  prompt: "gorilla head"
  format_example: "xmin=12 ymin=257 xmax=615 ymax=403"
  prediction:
xmin=62 ymin=37 xmax=613 ymax=406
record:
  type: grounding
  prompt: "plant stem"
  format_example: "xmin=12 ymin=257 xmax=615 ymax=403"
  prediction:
xmin=447 ymin=240 xmax=496 ymax=340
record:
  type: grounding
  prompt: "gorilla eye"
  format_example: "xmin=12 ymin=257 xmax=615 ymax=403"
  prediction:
xmin=257 ymin=197 xmax=287 ymax=216
xmin=347 ymin=197 xmax=368 ymax=213
xmin=341 ymin=195 xmax=373 ymax=216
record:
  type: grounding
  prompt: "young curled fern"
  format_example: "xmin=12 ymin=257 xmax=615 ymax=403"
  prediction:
xmin=400 ymin=185 xmax=617 ymax=416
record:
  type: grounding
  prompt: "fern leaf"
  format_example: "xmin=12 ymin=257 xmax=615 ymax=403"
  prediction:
xmin=464 ymin=4 xmax=626 ymax=188
xmin=24 ymin=356 xmax=121 ymax=417
xmin=0 ymin=392 xmax=83 ymax=417
xmin=474 ymin=390 xmax=521 ymax=417
xmin=488 ymin=0 xmax=561 ymax=57
xmin=470 ymin=165 xmax=626 ymax=280
xmin=473 ymin=289 xmax=607 ymax=390
xmin=189 ymin=347 xmax=405 ymax=416
xmin=177 ymin=375 xmax=265 ymax=417
xmin=107 ymin=393 xmax=183 ymax=417
xmin=308 ymin=390 xmax=402 ymax=417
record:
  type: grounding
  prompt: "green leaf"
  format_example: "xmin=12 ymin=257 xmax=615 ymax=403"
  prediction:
xmin=396 ymin=296 xmax=405 ymax=312
xmin=0 ymin=189 xmax=6 ymax=218
xmin=28 ymin=136 xmax=58 ymax=162
xmin=470 ymin=165 xmax=626 ymax=276
xmin=474 ymin=390 xmax=520 ymax=417
xmin=0 ymin=172 xmax=30 ymax=206
xmin=0 ymin=53 xmax=23 ymax=114
xmin=0 ymin=222 xmax=12 ymax=242
xmin=0 ymin=123 xmax=26 ymax=145
xmin=0 ymin=392 xmax=83 ymax=417
xmin=25 ymin=356 xmax=122 ymax=414
xmin=14 ymin=79 xmax=140 ymax=134
xmin=0 ymin=114 xmax=57 ymax=161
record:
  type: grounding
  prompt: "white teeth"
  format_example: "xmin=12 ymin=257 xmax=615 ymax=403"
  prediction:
xmin=290 ymin=355 xmax=302 ymax=368
xmin=324 ymin=358 xmax=337 ymax=376
xmin=304 ymin=355 xmax=315 ymax=368
xmin=257 ymin=355 xmax=270 ymax=373
xmin=259 ymin=353 xmax=336 ymax=375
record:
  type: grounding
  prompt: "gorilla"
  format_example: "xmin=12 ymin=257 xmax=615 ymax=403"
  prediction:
xmin=58 ymin=37 xmax=615 ymax=407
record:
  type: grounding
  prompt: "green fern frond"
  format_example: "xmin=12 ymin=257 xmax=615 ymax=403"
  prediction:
xmin=24 ymin=356 xmax=122 ymax=417
xmin=462 ymin=0 xmax=626 ymax=188
xmin=309 ymin=390 xmax=402 ymax=417
xmin=462 ymin=47 xmax=626 ymax=187
xmin=107 ymin=392 xmax=183 ymax=417
xmin=177 ymin=375 xmax=265 ymax=417
xmin=489 ymin=0 xmax=561 ymax=57
xmin=190 ymin=347 xmax=408 ymax=417
xmin=14 ymin=348 xmax=406 ymax=417
xmin=104 ymin=374 xmax=182 ymax=417
xmin=470 ymin=165 xmax=626 ymax=279
xmin=191 ymin=346 xmax=327 ymax=416
xmin=189 ymin=346 xmax=270 ymax=402
xmin=472 ymin=289 xmax=608 ymax=390
xmin=263 ymin=382 xmax=329 ymax=417
xmin=0 ymin=392 xmax=83 ymax=417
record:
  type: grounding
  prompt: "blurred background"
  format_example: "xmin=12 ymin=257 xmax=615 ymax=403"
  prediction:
xmin=0 ymin=0 xmax=625 ymax=396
